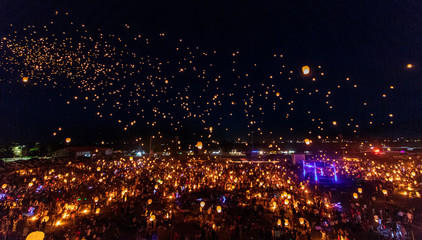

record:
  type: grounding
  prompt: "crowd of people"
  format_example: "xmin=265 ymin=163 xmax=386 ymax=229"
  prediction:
xmin=0 ymin=155 xmax=420 ymax=239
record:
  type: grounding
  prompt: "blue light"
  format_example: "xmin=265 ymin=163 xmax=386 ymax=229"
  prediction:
xmin=333 ymin=165 xmax=338 ymax=181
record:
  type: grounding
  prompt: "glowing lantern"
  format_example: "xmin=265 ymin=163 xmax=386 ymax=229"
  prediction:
xmin=25 ymin=231 xmax=45 ymax=240
xmin=277 ymin=219 xmax=282 ymax=226
xmin=200 ymin=201 xmax=205 ymax=208
xmin=149 ymin=215 xmax=156 ymax=221
xmin=42 ymin=216 xmax=49 ymax=222
xmin=95 ymin=208 xmax=100 ymax=214
xmin=129 ymin=156 xmax=133 ymax=161
xmin=358 ymin=188 xmax=362 ymax=194
xmin=332 ymin=121 xmax=337 ymax=126
xmin=353 ymin=193 xmax=358 ymax=199
xmin=209 ymin=127 xmax=213 ymax=133
xmin=2 ymin=184 xmax=7 ymax=189
xmin=196 ymin=141 xmax=203 ymax=150
xmin=216 ymin=206 xmax=222 ymax=213
xmin=284 ymin=219 xmax=289 ymax=226
xmin=276 ymin=92 xmax=280 ymax=97
xmin=94 ymin=197 xmax=99 ymax=202
xmin=22 ymin=77 xmax=29 ymax=83
xmin=302 ymin=66 xmax=310 ymax=75
xmin=28 ymin=182 xmax=33 ymax=187
xmin=304 ymin=139 xmax=311 ymax=145
xmin=382 ymin=189 xmax=388 ymax=195
xmin=65 ymin=138 xmax=71 ymax=144
xmin=96 ymin=167 xmax=101 ymax=172
xmin=407 ymin=64 xmax=413 ymax=68
xmin=147 ymin=199 xmax=152 ymax=205
xmin=284 ymin=199 xmax=289 ymax=205
xmin=299 ymin=218 xmax=305 ymax=225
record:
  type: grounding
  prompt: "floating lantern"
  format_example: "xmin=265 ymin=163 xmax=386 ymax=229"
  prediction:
xmin=95 ymin=208 xmax=100 ymax=214
xmin=196 ymin=141 xmax=203 ymax=150
xmin=94 ymin=197 xmax=99 ymax=202
xmin=216 ymin=206 xmax=222 ymax=213
xmin=22 ymin=77 xmax=29 ymax=83
xmin=353 ymin=193 xmax=358 ymax=199
xmin=277 ymin=219 xmax=282 ymax=226
xmin=149 ymin=214 xmax=156 ymax=221
xmin=65 ymin=138 xmax=71 ymax=144
xmin=304 ymin=139 xmax=311 ymax=145
xmin=96 ymin=167 xmax=101 ymax=172
xmin=147 ymin=199 xmax=152 ymax=205
xmin=358 ymin=188 xmax=362 ymax=194
xmin=2 ymin=184 xmax=7 ymax=189
xmin=299 ymin=218 xmax=305 ymax=225
xmin=302 ymin=66 xmax=310 ymax=75
xmin=284 ymin=199 xmax=289 ymax=205
xmin=200 ymin=201 xmax=205 ymax=208
xmin=25 ymin=231 xmax=44 ymax=240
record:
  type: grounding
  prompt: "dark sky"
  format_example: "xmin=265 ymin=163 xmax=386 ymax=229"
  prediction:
xmin=1 ymin=0 xmax=422 ymax=144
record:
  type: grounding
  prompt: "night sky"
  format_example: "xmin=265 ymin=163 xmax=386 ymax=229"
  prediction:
xmin=1 ymin=0 xmax=422 ymax=144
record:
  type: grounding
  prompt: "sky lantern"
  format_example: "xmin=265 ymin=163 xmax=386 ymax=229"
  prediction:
xmin=65 ymin=138 xmax=71 ymax=144
xmin=407 ymin=63 xmax=413 ymax=69
xmin=95 ymin=208 xmax=100 ymax=214
xmin=358 ymin=188 xmax=362 ymax=194
xmin=304 ymin=139 xmax=311 ymax=145
xmin=196 ymin=141 xmax=203 ymax=150
xmin=299 ymin=218 xmax=305 ymax=225
xmin=96 ymin=167 xmax=101 ymax=172
xmin=147 ymin=199 xmax=152 ymax=205
xmin=209 ymin=127 xmax=213 ymax=133
xmin=200 ymin=201 xmax=205 ymax=208
xmin=382 ymin=189 xmax=388 ymax=195
xmin=302 ymin=66 xmax=310 ymax=75
xmin=276 ymin=92 xmax=280 ymax=97
xmin=2 ymin=184 xmax=7 ymax=189
xmin=22 ymin=77 xmax=29 ymax=83
xmin=353 ymin=193 xmax=358 ymax=199
xmin=149 ymin=214 xmax=156 ymax=221
xmin=216 ymin=205 xmax=222 ymax=213
xmin=25 ymin=231 xmax=45 ymax=240
xmin=277 ymin=219 xmax=282 ymax=226
xmin=332 ymin=121 xmax=337 ymax=126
